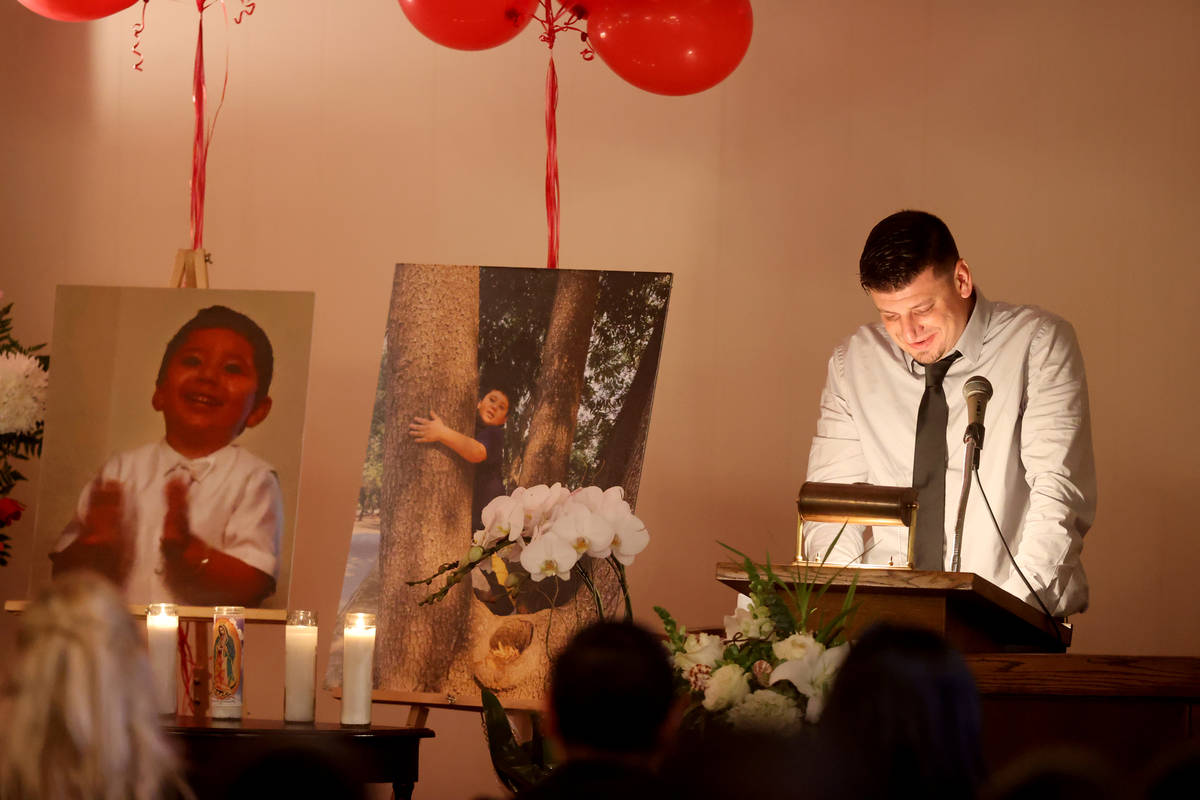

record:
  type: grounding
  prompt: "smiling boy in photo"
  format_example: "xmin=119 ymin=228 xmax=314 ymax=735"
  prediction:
xmin=51 ymin=305 xmax=283 ymax=607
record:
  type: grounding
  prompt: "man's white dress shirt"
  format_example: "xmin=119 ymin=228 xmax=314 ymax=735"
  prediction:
xmin=803 ymin=291 xmax=1095 ymax=617
xmin=55 ymin=440 xmax=283 ymax=604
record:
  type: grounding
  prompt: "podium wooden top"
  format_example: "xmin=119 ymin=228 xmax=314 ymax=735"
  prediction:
xmin=715 ymin=562 xmax=1071 ymax=651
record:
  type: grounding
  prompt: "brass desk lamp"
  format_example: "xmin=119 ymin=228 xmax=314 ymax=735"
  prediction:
xmin=795 ymin=481 xmax=920 ymax=567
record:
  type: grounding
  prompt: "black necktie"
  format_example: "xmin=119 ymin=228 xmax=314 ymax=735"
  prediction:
xmin=912 ymin=352 xmax=960 ymax=571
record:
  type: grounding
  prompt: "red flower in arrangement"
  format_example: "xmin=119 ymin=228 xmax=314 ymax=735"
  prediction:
xmin=0 ymin=497 xmax=24 ymax=527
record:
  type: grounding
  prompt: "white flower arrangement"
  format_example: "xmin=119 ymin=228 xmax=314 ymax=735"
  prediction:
xmin=410 ymin=483 xmax=648 ymax=617
xmin=656 ymin=545 xmax=856 ymax=734
xmin=0 ymin=352 xmax=48 ymax=436
xmin=0 ymin=295 xmax=49 ymax=566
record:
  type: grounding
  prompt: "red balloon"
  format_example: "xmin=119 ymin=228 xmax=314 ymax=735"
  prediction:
xmin=398 ymin=0 xmax=541 ymax=51
xmin=17 ymin=0 xmax=137 ymax=22
xmin=587 ymin=0 xmax=754 ymax=96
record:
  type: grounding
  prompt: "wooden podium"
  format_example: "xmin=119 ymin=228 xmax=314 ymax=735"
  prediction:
xmin=715 ymin=563 xmax=1071 ymax=653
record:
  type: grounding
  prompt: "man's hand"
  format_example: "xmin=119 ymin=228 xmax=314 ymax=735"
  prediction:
xmin=409 ymin=410 xmax=449 ymax=443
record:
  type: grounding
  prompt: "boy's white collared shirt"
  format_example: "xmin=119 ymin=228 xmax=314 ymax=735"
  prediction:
xmin=55 ymin=440 xmax=283 ymax=604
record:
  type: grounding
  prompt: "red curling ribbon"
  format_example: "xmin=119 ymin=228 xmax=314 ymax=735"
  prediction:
xmin=131 ymin=0 xmax=148 ymax=72
xmin=232 ymin=0 xmax=253 ymax=24
xmin=189 ymin=0 xmax=207 ymax=251
xmin=534 ymin=1 xmax=591 ymax=269
xmin=187 ymin=0 xmax=239 ymax=253
xmin=545 ymin=54 xmax=559 ymax=270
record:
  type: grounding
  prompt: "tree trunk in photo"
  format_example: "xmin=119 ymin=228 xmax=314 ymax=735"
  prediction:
xmin=376 ymin=264 xmax=478 ymax=692
xmin=468 ymin=270 xmax=605 ymax=703
xmin=594 ymin=310 xmax=666 ymax=510
xmin=518 ymin=270 xmax=600 ymax=486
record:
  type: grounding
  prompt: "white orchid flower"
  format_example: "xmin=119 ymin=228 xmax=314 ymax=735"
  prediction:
xmin=609 ymin=511 xmax=649 ymax=566
xmin=519 ymin=531 xmax=579 ymax=582
xmin=477 ymin=494 xmax=525 ymax=546
xmin=547 ymin=503 xmax=615 ymax=559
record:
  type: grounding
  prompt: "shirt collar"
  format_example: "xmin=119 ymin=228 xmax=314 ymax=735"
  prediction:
xmin=901 ymin=288 xmax=992 ymax=374
xmin=155 ymin=440 xmax=231 ymax=484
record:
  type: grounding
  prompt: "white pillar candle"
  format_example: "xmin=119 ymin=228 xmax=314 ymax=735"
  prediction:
xmin=340 ymin=612 xmax=376 ymax=726
xmin=284 ymin=610 xmax=318 ymax=723
xmin=146 ymin=604 xmax=179 ymax=716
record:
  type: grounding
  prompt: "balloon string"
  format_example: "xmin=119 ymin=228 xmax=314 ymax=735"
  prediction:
xmin=189 ymin=3 xmax=207 ymax=251
xmin=545 ymin=54 xmax=560 ymax=270
xmin=131 ymin=0 xmax=148 ymax=72
xmin=188 ymin=1 xmax=240 ymax=253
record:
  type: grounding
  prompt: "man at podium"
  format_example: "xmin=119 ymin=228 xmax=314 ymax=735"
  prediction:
xmin=802 ymin=211 xmax=1096 ymax=618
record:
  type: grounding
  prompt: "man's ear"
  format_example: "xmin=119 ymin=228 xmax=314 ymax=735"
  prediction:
xmin=151 ymin=384 xmax=165 ymax=412
xmin=953 ymin=259 xmax=973 ymax=298
xmin=244 ymin=396 xmax=273 ymax=429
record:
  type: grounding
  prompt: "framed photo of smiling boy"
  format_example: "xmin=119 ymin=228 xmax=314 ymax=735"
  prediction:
xmin=27 ymin=286 xmax=314 ymax=610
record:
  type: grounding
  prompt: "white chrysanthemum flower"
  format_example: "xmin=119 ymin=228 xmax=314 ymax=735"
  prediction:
xmin=0 ymin=352 xmax=48 ymax=435
xmin=726 ymin=689 xmax=803 ymax=733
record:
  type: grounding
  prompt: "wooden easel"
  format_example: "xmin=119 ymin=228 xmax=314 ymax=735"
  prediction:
xmin=170 ymin=248 xmax=211 ymax=289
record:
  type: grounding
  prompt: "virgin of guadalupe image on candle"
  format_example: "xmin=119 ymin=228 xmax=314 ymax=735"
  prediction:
xmin=328 ymin=264 xmax=672 ymax=709
xmin=212 ymin=617 xmax=242 ymax=699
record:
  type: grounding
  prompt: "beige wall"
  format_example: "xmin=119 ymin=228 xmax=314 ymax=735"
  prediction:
xmin=2 ymin=2 xmax=1197 ymax=798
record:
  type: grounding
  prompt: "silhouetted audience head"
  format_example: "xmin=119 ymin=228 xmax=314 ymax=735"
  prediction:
xmin=549 ymin=620 xmax=675 ymax=759
xmin=659 ymin=726 xmax=814 ymax=800
xmin=1140 ymin=741 xmax=1200 ymax=800
xmin=0 ymin=572 xmax=189 ymax=800
xmin=816 ymin=622 xmax=984 ymax=800
xmin=982 ymin=746 xmax=1124 ymax=800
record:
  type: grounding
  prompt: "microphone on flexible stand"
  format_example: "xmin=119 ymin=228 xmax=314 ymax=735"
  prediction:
xmin=952 ymin=376 xmax=993 ymax=572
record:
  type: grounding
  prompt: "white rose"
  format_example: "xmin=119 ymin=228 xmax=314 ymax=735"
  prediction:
xmin=702 ymin=664 xmax=751 ymax=712
xmin=672 ymin=632 xmax=724 ymax=672
xmin=772 ymin=631 xmax=822 ymax=663
xmin=725 ymin=689 xmax=803 ymax=733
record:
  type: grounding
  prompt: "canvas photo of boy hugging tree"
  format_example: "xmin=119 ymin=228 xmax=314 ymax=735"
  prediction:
xmin=31 ymin=288 xmax=313 ymax=609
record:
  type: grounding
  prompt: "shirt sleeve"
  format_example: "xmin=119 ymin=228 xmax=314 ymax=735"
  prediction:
xmin=802 ymin=346 xmax=870 ymax=564
xmin=1002 ymin=317 xmax=1096 ymax=616
xmin=221 ymin=467 xmax=284 ymax=578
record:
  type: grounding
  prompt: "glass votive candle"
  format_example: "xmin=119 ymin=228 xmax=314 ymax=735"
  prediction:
xmin=340 ymin=612 xmax=376 ymax=726
xmin=145 ymin=603 xmax=179 ymax=716
xmin=210 ymin=606 xmax=245 ymax=720
xmin=284 ymin=610 xmax=318 ymax=723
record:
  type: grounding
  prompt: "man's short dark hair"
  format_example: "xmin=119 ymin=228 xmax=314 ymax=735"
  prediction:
xmin=550 ymin=621 xmax=675 ymax=755
xmin=859 ymin=210 xmax=960 ymax=292
xmin=156 ymin=306 xmax=274 ymax=403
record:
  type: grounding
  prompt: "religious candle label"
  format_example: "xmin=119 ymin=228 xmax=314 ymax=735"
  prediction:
xmin=210 ymin=610 xmax=245 ymax=718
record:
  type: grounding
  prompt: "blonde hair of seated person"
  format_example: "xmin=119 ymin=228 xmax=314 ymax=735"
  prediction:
xmin=0 ymin=572 xmax=191 ymax=800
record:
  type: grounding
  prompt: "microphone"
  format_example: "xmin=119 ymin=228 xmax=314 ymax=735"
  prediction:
xmin=963 ymin=375 xmax=993 ymax=449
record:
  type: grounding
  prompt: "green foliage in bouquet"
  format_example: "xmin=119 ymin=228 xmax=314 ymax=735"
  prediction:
xmin=655 ymin=540 xmax=858 ymax=734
